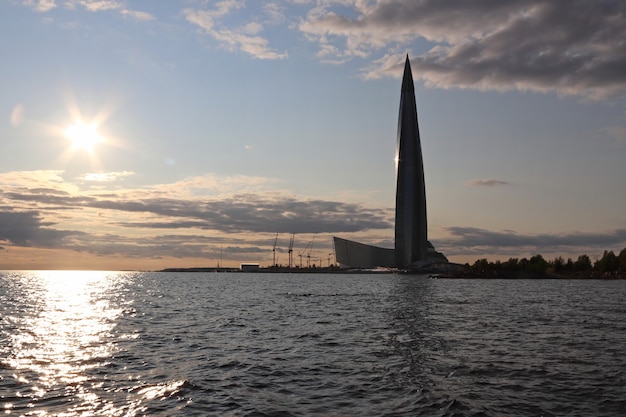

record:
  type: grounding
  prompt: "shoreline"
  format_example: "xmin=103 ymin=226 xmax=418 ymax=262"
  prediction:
xmin=434 ymin=270 xmax=626 ymax=280
xmin=157 ymin=266 xmax=626 ymax=279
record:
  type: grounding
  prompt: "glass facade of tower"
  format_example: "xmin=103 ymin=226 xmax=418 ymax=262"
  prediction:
xmin=333 ymin=56 xmax=447 ymax=269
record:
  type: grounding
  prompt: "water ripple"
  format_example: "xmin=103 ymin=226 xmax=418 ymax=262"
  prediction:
xmin=1 ymin=272 xmax=625 ymax=415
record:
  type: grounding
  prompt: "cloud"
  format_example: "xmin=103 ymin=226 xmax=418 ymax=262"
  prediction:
xmin=0 ymin=170 xmax=77 ymax=193
xmin=147 ymin=173 xmax=277 ymax=197
xmin=0 ymin=170 xmax=391 ymax=262
xmin=78 ymin=171 xmax=135 ymax=182
xmin=1 ymin=170 xmax=624 ymax=264
xmin=184 ymin=2 xmax=288 ymax=60
xmin=62 ymin=232 xmax=270 ymax=261
xmin=263 ymin=3 xmax=286 ymax=24
xmin=120 ymin=9 xmax=155 ymax=21
xmin=81 ymin=194 xmax=390 ymax=234
xmin=11 ymin=104 xmax=25 ymax=127
xmin=0 ymin=210 xmax=80 ymax=247
xmin=300 ymin=0 xmax=626 ymax=98
xmin=19 ymin=0 xmax=625 ymax=96
xmin=61 ymin=0 xmax=155 ymax=20
xmin=436 ymin=227 xmax=626 ymax=258
xmin=74 ymin=0 xmax=121 ymax=12
xmin=22 ymin=0 xmax=56 ymax=12
xmin=467 ymin=179 xmax=510 ymax=187
xmin=102 ymin=194 xmax=392 ymax=234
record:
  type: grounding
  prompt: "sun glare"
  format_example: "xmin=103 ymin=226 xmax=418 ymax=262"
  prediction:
xmin=65 ymin=121 xmax=102 ymax=153
xmin=51 ymin=95 xmax=125 ymax=170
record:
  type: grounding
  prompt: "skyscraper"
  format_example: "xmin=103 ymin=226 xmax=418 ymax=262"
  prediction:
xmin=395 ymin=55 xmax=428 ymax=266
xmin=333 ymin=55 xmax=446 ymax=269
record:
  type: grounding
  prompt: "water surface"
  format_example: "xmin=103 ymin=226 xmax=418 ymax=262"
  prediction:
xmin=1 ymin=271 xmax=624 ymax=416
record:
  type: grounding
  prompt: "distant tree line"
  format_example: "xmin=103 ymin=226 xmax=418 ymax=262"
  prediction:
xmin=462 ymin=248 xmax=626 ymax=279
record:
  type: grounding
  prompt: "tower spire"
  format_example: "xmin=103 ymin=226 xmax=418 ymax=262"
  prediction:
xmin=401 ymin=54 xmax=414 ymax=93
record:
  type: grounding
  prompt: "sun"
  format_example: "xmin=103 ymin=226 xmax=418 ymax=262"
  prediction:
xmin=53 ymin=96 xmax=124 ymax=169
xmin=64 ymin=121 xmax=102 ymax=154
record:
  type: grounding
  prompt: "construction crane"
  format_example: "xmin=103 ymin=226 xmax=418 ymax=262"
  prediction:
xmin=297 ymin=238 xmax=312 ymax=269
xmin=287 ymin=234 xmax=295 ymax=268
xmin=306 ymin=236 xmax=315 ymax=268
xmin=272 ymin=233 xmax=278 ymax=267
xmin=217 ymin=244 xmax=223 ymax=269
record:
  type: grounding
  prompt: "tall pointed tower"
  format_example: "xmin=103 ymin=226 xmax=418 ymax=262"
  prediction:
xmin=333 ymin=55 xmax=446 ymax=269
xmin=395 ymin=55 xmax=428 ymax=267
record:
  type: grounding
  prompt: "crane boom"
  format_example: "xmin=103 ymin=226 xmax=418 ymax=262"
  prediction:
xmin=272 ymin=233 xmax=278 ymax=266
xmin=306 ymin=236 xmax=315 ymax=268
xmin=287 ymin=234 xmax=295 ymax=268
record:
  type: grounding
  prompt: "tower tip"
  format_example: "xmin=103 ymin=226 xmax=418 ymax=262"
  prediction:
xmin=401 ymin=54 xmax=414 ymax=92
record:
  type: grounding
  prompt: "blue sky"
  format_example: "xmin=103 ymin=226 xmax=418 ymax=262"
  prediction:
xmin=1 ymin=0 xmax=625 ymax=269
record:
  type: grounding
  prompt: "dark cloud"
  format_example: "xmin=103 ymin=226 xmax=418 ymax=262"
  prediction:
xmin=27 ymin=188 xmax=72 ymax=196
xmin=302 ymin=0 xmax=626 ymax=98
xmin=1 ymin=185 xmax=390 ymax=262
xmin=69 ymin=237 xmax=217 ymax=259
xmin=5 ymin=185 xmax=625 ymax=262
xmin=467 ymin=179 xmax=510 ymax=187
xmin=4 ymin=189 xmax=392 ymax=234
xmin=194 ymin=195 xmax=392 ymax=233
xmin=107 ymin=195 xmax=391 ymax=233
xmin=61 ymin=232 xmax=270 ymax=261
xmin=0 ymin=210 xmax=80 ymax=247
xmin=4 ymin=191 xmax=93 ymax=207
xmin=0 ymin=185 xmax=391 ymax=262
xmin=117 ymin=221 xmax=212 ymax=229
xmin=436 ymin=226 xmax=626 ymax=257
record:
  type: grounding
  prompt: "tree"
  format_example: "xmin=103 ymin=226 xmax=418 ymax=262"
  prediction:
xmin=595 ymin=250 xmax=618 ymax=273
xmin=493 ymin=260 xmax=502 ymax=271
xmin=552 ymin=256 xmax=565 ymax=273
xmin=527 ymin=254 xmax=548 ymax=273
xmin=471 ymin=258 xmax=490 ymax=272
xmin=519 ymin=257 xmax=530 ymax=270
xmin=502 ymin=258 xmax=519 ymax=271
xmin=574 ymin=254 xmax=592 ymax=272
xmin=619 ymin=248 xmax=626 ymax=271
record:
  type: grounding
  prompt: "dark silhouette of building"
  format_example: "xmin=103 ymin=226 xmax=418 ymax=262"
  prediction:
xmin=333 ymin=55 xmax=447 ymax=269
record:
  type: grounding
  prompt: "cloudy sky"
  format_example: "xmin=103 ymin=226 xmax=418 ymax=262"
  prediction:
xmin=1 ymin=0 xmax=625 ymax=269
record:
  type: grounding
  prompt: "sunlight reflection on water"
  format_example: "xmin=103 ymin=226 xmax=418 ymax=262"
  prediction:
xmin=3 ymin=271 xmax=133 ymax=415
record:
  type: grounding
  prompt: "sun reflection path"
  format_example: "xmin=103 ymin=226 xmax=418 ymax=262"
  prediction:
xmin=5 ymin=271 xmax=127 ymax=414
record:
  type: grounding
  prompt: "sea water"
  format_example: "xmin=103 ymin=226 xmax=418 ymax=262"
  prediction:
xmin=1 ymin=271 xmax=624 ymax=416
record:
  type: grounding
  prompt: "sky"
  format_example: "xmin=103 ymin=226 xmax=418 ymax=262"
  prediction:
xmin=1 ymin=0 xmax=625 ymax=270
